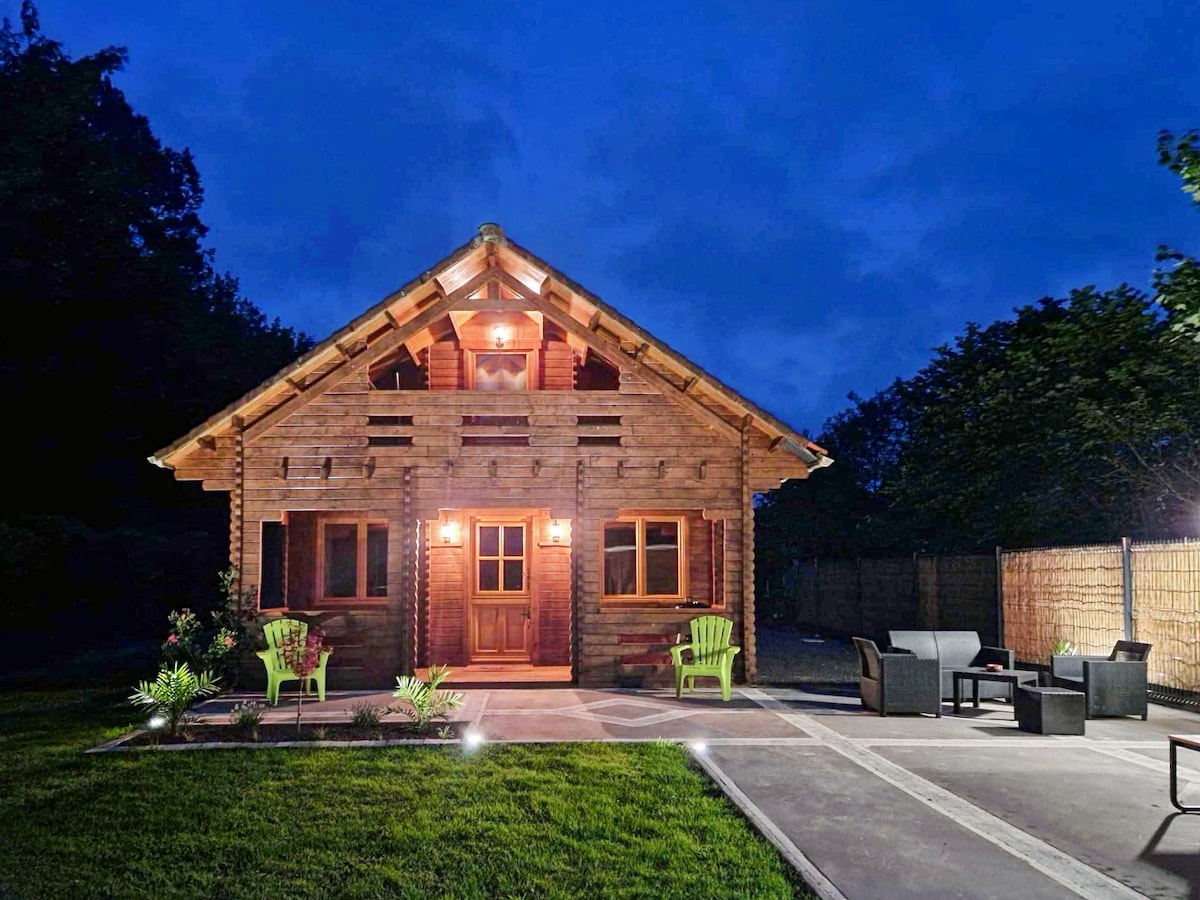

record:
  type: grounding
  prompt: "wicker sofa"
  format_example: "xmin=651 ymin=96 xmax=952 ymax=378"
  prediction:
xmin=1050 ymin=640 xmax=1151 ymax=720
xmin=887 ymin=630 xmax=1015 ymax=701
xmin=852 ymin=637 xmax=942 ymax=717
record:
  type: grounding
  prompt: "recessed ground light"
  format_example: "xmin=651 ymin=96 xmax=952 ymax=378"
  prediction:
xmin=464 ymin=731 xmax=485 ymax=749
xmin=148 ymin=716 xmax=167 ymax=730
xmin=690 ymin=740 xmax=707 ymax=753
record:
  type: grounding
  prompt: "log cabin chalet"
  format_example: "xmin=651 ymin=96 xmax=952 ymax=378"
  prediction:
xmin=150 ymin=224 xmax=833 ymax=688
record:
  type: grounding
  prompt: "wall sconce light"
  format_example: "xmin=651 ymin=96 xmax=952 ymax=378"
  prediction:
xmin=440 ymin=521 xmax=456 ymax=544
xmin=493 ymin=326 xmax=508 ymax=348
xmin=549 ymin=519 xmax=563 ymax=543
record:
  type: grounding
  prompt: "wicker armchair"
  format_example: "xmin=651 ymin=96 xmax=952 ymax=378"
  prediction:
xmin=1050 ymin=640 xmax=1151 ymax=720
xmin=853 ymin=637 xmax=942 ymax=718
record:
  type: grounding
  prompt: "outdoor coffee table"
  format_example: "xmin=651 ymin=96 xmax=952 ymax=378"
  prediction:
xmin=1168 ymin=735 xmax=1200 ymax=813
xmin=952 ymin=668 xmax=1038 ymax=717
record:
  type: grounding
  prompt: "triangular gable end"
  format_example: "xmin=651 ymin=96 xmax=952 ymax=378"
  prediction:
xmin=151 ymin=224 xmax=833 ymax=481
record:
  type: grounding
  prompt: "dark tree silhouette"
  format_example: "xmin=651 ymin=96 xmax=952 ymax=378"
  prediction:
xmin=0 ymin=3 xmax=312 ymax=652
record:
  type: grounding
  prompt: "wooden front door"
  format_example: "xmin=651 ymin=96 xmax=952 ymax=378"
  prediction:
xmin=469 ymin=518 xmax=532 ymax=662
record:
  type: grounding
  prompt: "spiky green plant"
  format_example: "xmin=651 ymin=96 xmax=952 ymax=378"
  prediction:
xmin=129 ymin=663 xmax=220 ymax=735
xmin=391 ymin=664 xmax=465 ymax=733
xmin=348 ymin=700 xmax=386 ymax=728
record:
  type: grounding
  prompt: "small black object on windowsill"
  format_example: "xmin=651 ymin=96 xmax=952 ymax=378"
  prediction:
xmin=674 ymin=599 xmax=710 ymax=609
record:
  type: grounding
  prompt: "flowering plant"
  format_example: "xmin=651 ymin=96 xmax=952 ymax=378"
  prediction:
xmin=159 ymin=568 xmax=250 ymax=683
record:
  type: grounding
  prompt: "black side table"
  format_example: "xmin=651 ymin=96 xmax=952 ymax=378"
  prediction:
xmin=1015 ymin=686 xmax=1085 ymax=735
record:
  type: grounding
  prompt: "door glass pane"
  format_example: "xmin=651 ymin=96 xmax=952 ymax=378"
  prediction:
xmin=475 ymin=353 xmax=528 ymax=391
xmin=479 ymin=526 xmax=499 ymax=557
xmin=503 ymin=525 xmax=524 ymax=557
xmin=503 ymin=559 xmax=524 ymax=592
xmin=324 ymin=523 xmax=357 ymax=597
xmin=366 ymin=524 xmax=388 ymax=597
xmin=603 ymin=522 xmax=637 ymax=595
xmin=644 ymin=521 xmax=680 ymax=595
xmin=479 ymin=559 xmax=500 ymax=591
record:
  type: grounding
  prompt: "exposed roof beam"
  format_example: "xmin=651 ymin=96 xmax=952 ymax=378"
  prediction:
xmin=241 ymin=281 xmax=480 ymax=443
xmin=494 ymin=270 xmax=739 ymax=442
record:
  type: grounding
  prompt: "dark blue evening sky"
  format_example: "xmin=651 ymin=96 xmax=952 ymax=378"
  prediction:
xmin=17 ymin=0 xmax=1200 ymax=435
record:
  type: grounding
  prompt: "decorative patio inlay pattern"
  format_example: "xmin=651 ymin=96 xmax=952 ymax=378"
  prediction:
xmin=483 ymin=697 xmax=704 ymax=728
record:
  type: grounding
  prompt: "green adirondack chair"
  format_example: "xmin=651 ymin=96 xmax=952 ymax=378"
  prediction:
xmin=670 ymin=615 xmax=741 ymax=701
xmin=256 ymin=618 xmax=331 ymax=705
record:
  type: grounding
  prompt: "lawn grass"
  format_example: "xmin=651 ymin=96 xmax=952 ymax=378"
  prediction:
xmin=0 ymin=689 xmax=812 ymax=899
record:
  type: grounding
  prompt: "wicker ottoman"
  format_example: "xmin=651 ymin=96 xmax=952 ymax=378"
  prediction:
xmin=1015 ymin=686 xmax=1085 ymax=735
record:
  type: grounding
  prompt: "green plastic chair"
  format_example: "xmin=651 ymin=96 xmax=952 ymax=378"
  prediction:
xmin=670 ymin=615 xmax=741 ymax=701
xmin=256 ymin=619 xmax=331 ymax=706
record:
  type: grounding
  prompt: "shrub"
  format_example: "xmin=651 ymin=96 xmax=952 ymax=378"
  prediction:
xmin=349 ymin=701 xmax=386 ymax=728
xmin=160 ymin=568 xmax=251 ymax=684
xmin=229 ymin=701 xmax=266 ymax=737
xmin=391 ymin=664 xmax=465 ymax=733
xmin=129 ymin=663 xmax=220 ymax=735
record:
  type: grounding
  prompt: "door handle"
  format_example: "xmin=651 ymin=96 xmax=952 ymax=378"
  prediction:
xmin=522 ymin=607 xmax=531 ymax=619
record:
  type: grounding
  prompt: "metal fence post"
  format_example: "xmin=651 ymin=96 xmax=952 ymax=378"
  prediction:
xmin=1121 ymin=536 xmax=1134 ymax=641
xmin=995 ymin=545 xmax=1004 ymax=648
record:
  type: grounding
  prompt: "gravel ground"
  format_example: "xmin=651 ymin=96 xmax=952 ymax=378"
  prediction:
xmin=755 ymin=626 xmax=859 ymax=685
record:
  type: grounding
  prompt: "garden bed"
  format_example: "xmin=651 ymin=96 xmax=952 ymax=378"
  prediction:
xmin=107 ymin=720 xmax=466 ymax=749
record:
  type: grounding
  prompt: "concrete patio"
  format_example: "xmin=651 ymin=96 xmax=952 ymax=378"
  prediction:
xmin=194 ymin=684 xmax=1200 ymax=899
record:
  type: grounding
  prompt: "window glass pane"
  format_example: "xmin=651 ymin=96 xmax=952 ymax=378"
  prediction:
xmin=479 ymin=526 xmax=499 ymax=557
xmin=503 ymin=559 xmax=524 ymax=591
xmin=366 ymin=524 xmax=388 ymax=597
xmin=644 ymin=521 xmax=680 ymax=595
xmin=475 ymin=353 xmax=528 ymax=391
xmin=324 ymin=524 xmax=357 ymax=597
xmin=503 ymin=525 xmax=524 ymax=557
xmin=479 ymin=559 xmax=500 ymax=591
xmin=603 ymin=522 xmax=637 ymax=595
xmin=259 ymin=522 xmax=286 ymax=609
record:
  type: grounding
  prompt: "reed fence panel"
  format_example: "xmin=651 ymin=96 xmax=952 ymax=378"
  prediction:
xmin=1001 ymin=545 xmax=1124 ymax=667
xmin=1131 ymin=542 xmax=1200 ymax=696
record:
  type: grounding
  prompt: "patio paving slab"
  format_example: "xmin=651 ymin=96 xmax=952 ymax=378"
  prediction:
xmin=876 ymin=742 xmax=1200 ymax=898
xmin=704 ymin=743 xmax=1084 ymax=900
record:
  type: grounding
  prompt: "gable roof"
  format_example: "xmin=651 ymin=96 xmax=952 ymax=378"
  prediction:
xmin=150 ymin=224 xmax=833 ymax=473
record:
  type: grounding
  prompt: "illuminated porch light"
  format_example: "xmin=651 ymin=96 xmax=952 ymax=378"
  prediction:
xmin=440 ymin=521 xmax=457 ymax=544
xmin=549 ymin=519 xmax=563 ymax=543
xmin=492 ymin=325 xmax=510 ymax=348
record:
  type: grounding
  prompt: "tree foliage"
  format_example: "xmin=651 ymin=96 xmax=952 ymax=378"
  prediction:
xmin=1 ymin=3 xmax=312 ymax=642
xmin=1155 ymin=129 xmax=1200 ymax=343
xmin=1 ymin=3 xmax=310 ymax=517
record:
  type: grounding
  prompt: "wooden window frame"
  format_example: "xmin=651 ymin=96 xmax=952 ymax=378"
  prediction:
xmin=473 ymin=520 xmax=529 ymax=597
xmin=600 ymin=515 xmax=687 ymax=604
xmin=315 ymin=517 xmax=388 ymax=606
xmin=464 ymin=349 xmax=539 ymax=391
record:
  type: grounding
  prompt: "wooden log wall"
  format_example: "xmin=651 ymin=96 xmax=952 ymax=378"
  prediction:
xmin=169 ymin=348 xmax=809 ymax=688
